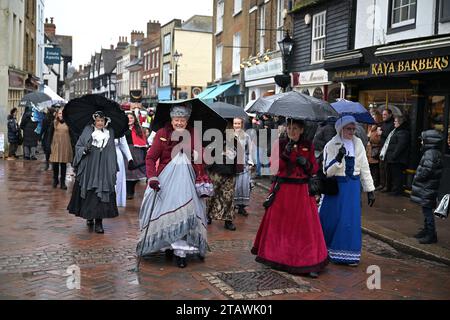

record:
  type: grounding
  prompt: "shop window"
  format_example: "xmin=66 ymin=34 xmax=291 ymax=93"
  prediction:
xmin=359 ymin=89 xmax=413 ymax=121
xmin=302 ymin=89 xmax=310 ymax=96
xmin=313 ymin=87 xmax=324 ymax=100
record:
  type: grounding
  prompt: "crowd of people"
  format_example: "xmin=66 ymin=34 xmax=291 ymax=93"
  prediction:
xmin=4 ymin=99 xmax=446 ymax=274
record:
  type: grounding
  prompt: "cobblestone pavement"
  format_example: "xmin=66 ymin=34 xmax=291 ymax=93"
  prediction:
xmin=0 ymin=159 xmax=449 ymax=300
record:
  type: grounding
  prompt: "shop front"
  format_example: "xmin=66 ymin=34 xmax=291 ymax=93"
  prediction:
xmin=325 ymin=39 xmax=450 ymax=193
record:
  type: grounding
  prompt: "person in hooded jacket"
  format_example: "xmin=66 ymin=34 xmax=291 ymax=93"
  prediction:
xmin=410 ymin=130 xmax=443 ymax=244
xmin=7 ymin=108 xmax=20 ymax=160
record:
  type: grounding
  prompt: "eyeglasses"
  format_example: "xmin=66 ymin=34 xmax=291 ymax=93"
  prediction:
xmin=344 ymin=127 xmax=357 ymax=132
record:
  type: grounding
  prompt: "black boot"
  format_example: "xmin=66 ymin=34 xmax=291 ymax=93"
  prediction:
xmin=207 ymin=216 xmax=212 ymax=225
xmin=86 ymin=219 xmax=94 ymax=227
xmin=414 ymin=228 xmax=428 ymax=239
xmin=237 ymin=206 xmax=248 ymax=216
xmin=95 ymin=219 xmax=104 ymax=234
xmin=165 ymin=249 xmax=174 ymax=259
xmin=224 ymin=220 xmax=236 ymax=231
xmin=176 ymin=256 xmax=187 ymax=268
xmin=418 ymin=231 xmax=437 ymax=244
xmin=44 ymin=161 xmax=50 ymax=171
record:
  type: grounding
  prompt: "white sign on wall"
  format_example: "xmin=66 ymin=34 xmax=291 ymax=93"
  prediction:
xmin=299 ymin=69 xmax=329 ymax=85
xmin=245 ymin=57 xmax=283 ymax=82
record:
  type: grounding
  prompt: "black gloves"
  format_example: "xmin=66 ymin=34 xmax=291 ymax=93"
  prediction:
xmin=285 ymin=140 xmax=295 ymax=154
xmin=335 ymin=146 xmax=347 ymax=163
xmin=83 ymin=145 xmax=92 ymax=155
xmin=128 ymin=160 xmax=136 ymax=170
xmin=368 ymin=192 xmax=376 ymax=207
xmin=296 ymin=156 xmax=307 ymax=167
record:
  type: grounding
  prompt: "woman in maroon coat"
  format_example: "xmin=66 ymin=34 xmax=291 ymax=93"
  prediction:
xmin=252 ymin=119 xmax=328 ymax=278
xmin=138 ymin=105 xmax=209 ymax=269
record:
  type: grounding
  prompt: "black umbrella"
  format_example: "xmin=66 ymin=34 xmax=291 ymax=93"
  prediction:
xmin=267 ymin=91 xmax=339 ymax=122
xmin=152 ymin=98 xmax=227 ymax=135
xmin=63 ymin=94 xmax=129 ymax=139
xmin=209 ymin=102 xmax=248 ymax=119
xmin=19 ymin=92 xmax=53 ymax=111
xmin=245 ymin=93 xmax=284 ymax=114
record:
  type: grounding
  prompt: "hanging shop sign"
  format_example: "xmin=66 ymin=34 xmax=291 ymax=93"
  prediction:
xmin=44 ymin=47 xmax=61 ymax=65
xmin=370 ymin=56 xmax=449 ymax=77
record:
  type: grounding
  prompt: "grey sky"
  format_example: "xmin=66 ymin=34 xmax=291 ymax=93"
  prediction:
xmin=45 ymin=0 xmax=213 ymax=67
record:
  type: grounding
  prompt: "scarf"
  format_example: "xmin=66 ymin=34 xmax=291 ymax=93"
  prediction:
xmin=91 ymin=128 xmax=110 ymax=149
xmin=380 ymin=128 xmax=396 ymax=161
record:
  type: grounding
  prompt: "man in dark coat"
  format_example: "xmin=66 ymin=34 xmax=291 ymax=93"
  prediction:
xmin=313 ymin=120 xmax=336 ymax=160
xmin=20 ymin=108 xmax=39 ymax=160
xmin=378 ymin=109 xmax=395 ymax=190
xmin=384 ymin=116 xmax=410 ymax=196
xmin=410 ymin=130 xmax=443 ymax=244
xmin=7 ymin=108 xmax=20 ymax=160
xmin=40 ymin=107 xmax=56 ymax=169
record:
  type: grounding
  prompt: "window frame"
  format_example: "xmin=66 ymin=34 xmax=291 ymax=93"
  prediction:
xmin=162 ymin=62 xmax=171 ymax=87
xmin=311 ymin=10 xmax=326 ymax=64
xmin=232 ymin=32 xmax=241 ymax=74
xmin=441 ymin=0 xmax=450 ymax=23
xmin=259 ymin=5 xmax=266 ymax=54
xmin=216 ymin=0 xmax=224 ymax=34
xmin=163 ymin=33 xmax=171 ymax=55
xmin=215 ymin=44 xmax=223 ymax=81
xmin=234 ymin=0 xmax=242 ymax=16
xmin=387 ymin=0 xmax=417 ymax=34
xmin=276 ymin=0 xmax=284 ymax=43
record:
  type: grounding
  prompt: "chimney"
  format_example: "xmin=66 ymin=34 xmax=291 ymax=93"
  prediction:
xmin=131 ymin=30 xmax=144 ymax=44
xmin=147 ymin=21 xmax=161 ymax=38
xmin=79 ymin=65 xmax=82 ymax=71
xmin=45 ymin=17 xmax=56 ymax=36
xmin=110 ymin=44 xmax=114 ymax=50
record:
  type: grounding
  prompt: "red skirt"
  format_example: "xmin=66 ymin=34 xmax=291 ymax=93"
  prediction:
xmin=252 ymin=183 xmax=328 ymax=274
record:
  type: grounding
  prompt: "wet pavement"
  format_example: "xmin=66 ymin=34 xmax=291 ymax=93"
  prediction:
xmin=0 ymin=157 xmax=449 ymax=300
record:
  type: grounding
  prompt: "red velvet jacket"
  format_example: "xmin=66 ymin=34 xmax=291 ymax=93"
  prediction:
xmin=270 ymin=138 xmax=319 ymax=179
xmin=146 ymin=123 xmax=204 ymax=178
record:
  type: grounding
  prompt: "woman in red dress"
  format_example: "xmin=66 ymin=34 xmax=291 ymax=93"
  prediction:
xmin=252 ymin=119 xmax=328 ymax=278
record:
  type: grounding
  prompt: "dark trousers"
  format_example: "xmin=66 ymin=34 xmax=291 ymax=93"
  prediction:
xmin=386 ymin=163 xmax=405 ymax=194
xmin=379 ymin=160 xmax=387 ymax=189
xmin=422 ymin=207 xmax=436 ymax=233
xmin=53 ymin=163 xmax=67 ymax=185
xmin=126 ymin=180 xmax=138 ymax=196
xmin=370 ymin=163 xmax=380 ymax=188
xmin=8 ymin=143 xmax=18 ymax=157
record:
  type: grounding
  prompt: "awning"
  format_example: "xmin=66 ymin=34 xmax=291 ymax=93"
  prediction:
xmin=158 ymin=86 xmax=171 ymax=101
xmin=41 ymin=85 xmax=67 ymax=104
xmin=197 ymin=80 xmax=237 ymax=101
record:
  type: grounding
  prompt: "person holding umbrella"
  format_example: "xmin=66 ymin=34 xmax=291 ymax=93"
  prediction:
xmin=67 ymin=111 xmax=119 ymax=234
xmin=20 ymin=107 xmax=39 ymax=160
xmin=319 ymin=116 xmax=376 ymax=266
xmin=252 ymin=119 xmax=328 ymax=277
xmin=138 ymin=104 xmax=210 ymax=268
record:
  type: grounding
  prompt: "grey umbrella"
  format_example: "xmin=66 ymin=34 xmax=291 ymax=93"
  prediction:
xmin=209 ymin=101 xmax=248 ymax=119
xmin=19 ymin=91 xmax=53 ymax=111
xmin=266 ymin=91 xmax=339 ymax=122
xmin=245 ymin=93 xmax=284 ymax=114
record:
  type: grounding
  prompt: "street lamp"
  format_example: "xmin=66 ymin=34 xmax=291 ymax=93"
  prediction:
xmin=173 ymin=50 xmax=183 ymax=100
xmin=276 ymin=31 xmax=294 ymax=92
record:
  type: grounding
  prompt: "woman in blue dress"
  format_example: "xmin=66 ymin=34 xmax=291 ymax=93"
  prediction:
xmin=320 ymin=116 xmax=376 ymax=266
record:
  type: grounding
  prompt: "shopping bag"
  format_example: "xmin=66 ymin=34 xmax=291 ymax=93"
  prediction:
xmin=434 ymin=194 xmax=449 ymax=219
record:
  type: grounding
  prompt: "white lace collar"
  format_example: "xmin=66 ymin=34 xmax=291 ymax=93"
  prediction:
xmin=91 ymin=128 xmax=110 ymax=149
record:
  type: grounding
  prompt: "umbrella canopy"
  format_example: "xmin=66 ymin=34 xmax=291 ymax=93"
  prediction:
xmin=19 ymin=92 xmax=53 ymax=112
xmin=152 ymin=98 xmax=227 ymax=136
xmin=266 ymin=91 xmax=339 ymax=122
xmin=245 ymin=93 xmax=284 ymax=114
xmin=42 ymin=85 xmax=67 ymax=105
xmin=209 ymin=102 xmax=248 ymax=119
xmin=331 ymin=99 xmax=375 ymax=124
xmin=63 ymin=94 xmax=128 ymax=139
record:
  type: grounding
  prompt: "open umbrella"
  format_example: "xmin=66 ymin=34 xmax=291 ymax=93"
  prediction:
xmin=331 ymin=99 xmax=375 ymax=124
xmin=266 ymin=91 xmax=339 ymax=122
xmin=63 ymin=94 xmax=128 ymax=139
xmin=152 ymin=98 xmax=227 ymax=135
xmin=245 ymin=93 xmax=284 ymax=114
xmin=19 ymin=92 xmax=53 ymax=112
xmin=209 ymin=102 xmax=248 ymax=119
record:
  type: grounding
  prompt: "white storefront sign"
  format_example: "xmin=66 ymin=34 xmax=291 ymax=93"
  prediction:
xmin=245 ymin=57 xmax=283 ymax=83
xmin=299 ymin=69 xmax=329 ymax=85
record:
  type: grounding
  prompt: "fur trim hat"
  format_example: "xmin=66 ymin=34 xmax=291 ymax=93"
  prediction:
xmin=335 ymin=115 xmax=356 ymax=134
xmin=170 ymin=105 xmax=192 ymax=119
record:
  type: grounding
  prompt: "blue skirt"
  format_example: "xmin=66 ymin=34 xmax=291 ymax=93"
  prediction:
xmin=319 ymin=176 xmax=361 ymax=264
